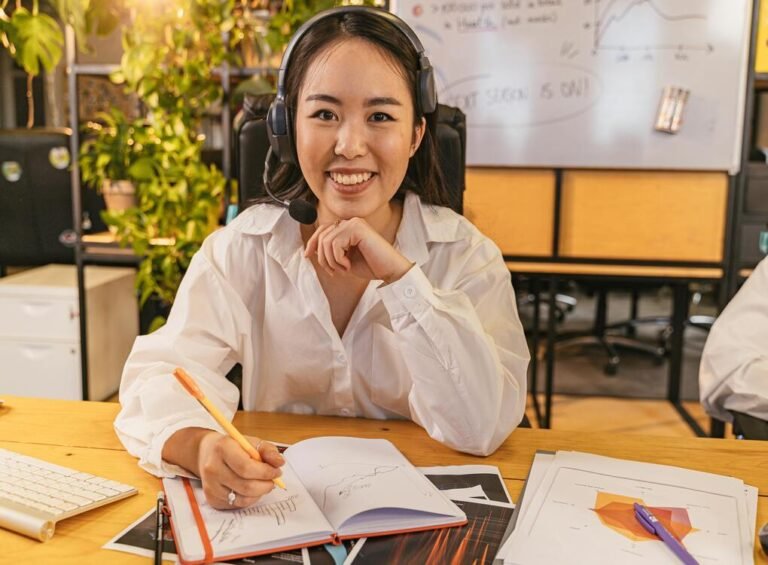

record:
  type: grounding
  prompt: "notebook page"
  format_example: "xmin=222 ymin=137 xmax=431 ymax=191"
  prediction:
xmin=163 ymin=462 xmax=333 ymax=560
xmin=285 ymin=437 xmax=461 ymax=532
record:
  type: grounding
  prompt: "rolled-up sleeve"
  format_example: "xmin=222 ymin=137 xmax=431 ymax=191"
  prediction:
xmin=700 ymin=257 xmax=768 ymax=422
xmin=114 ymin=235 xmax=254 ymax=477
xmin=378 ymin=241 xmax=529 ymax=456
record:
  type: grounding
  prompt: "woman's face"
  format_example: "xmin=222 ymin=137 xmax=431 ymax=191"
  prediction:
xmin=295 ymin=37 xmax=425 ymax=227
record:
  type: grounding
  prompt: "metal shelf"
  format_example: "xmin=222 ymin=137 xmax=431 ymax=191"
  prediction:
xmin=81 ymin=251 xmax=141 ymax=266
xmin=71 ymin=63 xmax=121 ymax=76
xmin=214 ymin=66 xmax=278 ymax=78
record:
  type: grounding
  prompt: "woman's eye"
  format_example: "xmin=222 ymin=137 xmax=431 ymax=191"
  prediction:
xmin=312 ymin=110 xmax=336 ymax=121
xmin=370 ymin=112 xmax=393 ymax=122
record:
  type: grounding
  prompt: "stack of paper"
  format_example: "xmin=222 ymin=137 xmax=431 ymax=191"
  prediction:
xmin=496 ymin=451 xmax=757 ymax=565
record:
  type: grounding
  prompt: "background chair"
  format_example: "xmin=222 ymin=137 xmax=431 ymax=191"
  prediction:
xmin=730 ymin=410 xmax=768 ymax=440
xmin=549 ymin=282 xmax=668 ymax=376
xmin=0 ymin=128 xmax=105 ymax=276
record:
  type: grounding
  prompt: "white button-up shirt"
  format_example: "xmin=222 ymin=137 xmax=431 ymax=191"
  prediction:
xmin=114 ymin=192 xmax=530 ymax=477
xmin=700 ymin=256 xmax=768 ymax=422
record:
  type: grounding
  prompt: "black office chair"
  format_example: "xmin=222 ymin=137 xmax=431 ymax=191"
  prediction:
xmin=546 ymin=282 xmax=668 ymax=376
xmin=730 ymin=410 xmax=768 ymax=440
xmin=0 ymin=128 xmax=106 ymax=275
xmin=233 ymin=93 xmax=466 ymax=214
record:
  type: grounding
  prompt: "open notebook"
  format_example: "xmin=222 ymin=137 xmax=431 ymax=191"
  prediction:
xmin=163 ymin=436 xmax=467 ymax=565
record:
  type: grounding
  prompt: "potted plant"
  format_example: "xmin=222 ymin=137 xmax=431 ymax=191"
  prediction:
xmin=89 ymin=0 xmax=232 ymax=330
xmin=101 ymin=116 xmax=225 ymax=324
xmin=78 ymin=108 xmax=155 ymax=212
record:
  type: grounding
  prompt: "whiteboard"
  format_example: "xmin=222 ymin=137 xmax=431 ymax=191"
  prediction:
xmin=392 ymin=0 xmax=753 ymax=173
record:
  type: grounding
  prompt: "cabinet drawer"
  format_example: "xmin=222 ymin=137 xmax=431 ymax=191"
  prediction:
xmin=0 ymin=340 xmax=81 ymax=400
xmin=0 ymin=296 xmax=78 ymax=340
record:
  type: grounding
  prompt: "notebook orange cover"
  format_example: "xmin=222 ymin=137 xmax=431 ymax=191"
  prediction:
xmin=162 ymin=437 xmax=467 ymax=564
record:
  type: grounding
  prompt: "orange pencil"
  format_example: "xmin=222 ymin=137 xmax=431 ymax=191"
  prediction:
xmin=173 ymin=367 xmax=286 ymax=490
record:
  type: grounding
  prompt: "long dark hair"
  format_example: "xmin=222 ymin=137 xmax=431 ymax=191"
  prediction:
xmin=254 ymin=8 xmax=449 ymax=209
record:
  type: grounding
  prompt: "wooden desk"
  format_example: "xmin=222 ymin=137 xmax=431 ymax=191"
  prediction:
xmin=2 ymin=396 xmax=767 ymax=563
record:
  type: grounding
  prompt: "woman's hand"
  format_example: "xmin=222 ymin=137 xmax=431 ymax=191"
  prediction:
xmin=304 ymin=217 xmax=413 ymax=283
xmin=163 ymin=428 xmax=285 ymax=510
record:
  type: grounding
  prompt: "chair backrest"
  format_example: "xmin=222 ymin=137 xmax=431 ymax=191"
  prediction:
xmin=0 ymin=128 xmax=106 ymax=269
xmin=233 ymin=93 xmax=466 ymax=215
xmin=730 ymin=410 xmax=768 ymax=441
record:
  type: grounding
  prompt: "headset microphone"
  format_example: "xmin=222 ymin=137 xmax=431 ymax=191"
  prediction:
xmin=262 ymin=147 xmax=318 ymax=225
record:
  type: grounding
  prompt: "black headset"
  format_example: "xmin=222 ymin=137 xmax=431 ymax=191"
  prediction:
xmin=266 ymin=6 xmax=438 ymax=166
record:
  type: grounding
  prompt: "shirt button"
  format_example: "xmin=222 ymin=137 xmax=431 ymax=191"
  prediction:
xmin=404 ymin=286 xmax=416 ymax=298
xmin=340 ymin=408 xmax=351 ymax=416
xmin=336 ymin=352 xmax=345 ymax=363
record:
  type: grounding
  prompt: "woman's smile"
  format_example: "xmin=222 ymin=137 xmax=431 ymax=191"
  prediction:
xmin=327 ymin=170 xmax=377 ymax=195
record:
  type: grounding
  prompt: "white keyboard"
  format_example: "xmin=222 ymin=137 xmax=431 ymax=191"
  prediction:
xmin=0 ymin=447 xmax=138 ymax=541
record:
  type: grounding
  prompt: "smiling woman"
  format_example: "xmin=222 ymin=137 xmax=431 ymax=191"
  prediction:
xmin=114 ymin=7 xmax=530 ymax=512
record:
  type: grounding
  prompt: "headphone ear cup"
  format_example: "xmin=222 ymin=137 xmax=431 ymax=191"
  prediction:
xmin=267 ymin=99 xmax=296 ymax=164
xmin=418 ymin=66 xmax=437 ymax=115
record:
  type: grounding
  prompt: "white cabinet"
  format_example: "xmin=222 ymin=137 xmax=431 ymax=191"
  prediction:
xmin=0 ymin=265 xmax=138 ymax=400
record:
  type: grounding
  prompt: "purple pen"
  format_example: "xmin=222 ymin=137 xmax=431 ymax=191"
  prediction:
xmin=633 ymin=502 xmax=699 ymax=565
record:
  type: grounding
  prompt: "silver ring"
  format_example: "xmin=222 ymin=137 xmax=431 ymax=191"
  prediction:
xmin=227 ymin=489 xmax=236 ymax=506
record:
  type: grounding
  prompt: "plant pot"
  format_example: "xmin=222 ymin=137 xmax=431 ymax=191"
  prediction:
xmin=102 ymin=179 xmax=137 ymax=212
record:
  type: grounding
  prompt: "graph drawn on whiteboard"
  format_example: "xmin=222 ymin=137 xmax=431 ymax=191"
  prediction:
xmin=589 ymin=0 xmax=709 ymax=56
xmin=394 ymin=0 xmax=752 ymax=171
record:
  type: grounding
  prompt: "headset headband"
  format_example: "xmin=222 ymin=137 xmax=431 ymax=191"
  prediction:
xmin=267 ymin=6 xmax=437 ymax=164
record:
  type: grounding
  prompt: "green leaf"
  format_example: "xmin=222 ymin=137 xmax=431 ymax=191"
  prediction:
xmin=109 ymin=69 xmax=125 ymax=84
xmin=12 ymin=8 xmax=64 ymax=75
xmin=0 ymin=8 xmax=19 ymax=55
xmin=147 ymin=315 xmax=167 ymax=333
xmin=53 ymin=0 xmax=90 ymax=54
xmin=128 ymin=157 xmax=156 ymax=181
xmin=85 ymin=0 xmax=120 ymax=36
xmin=121 ymin=43 xmax=158 ymax=86
xmin=95 ymin=152 xmax=111 ymax=169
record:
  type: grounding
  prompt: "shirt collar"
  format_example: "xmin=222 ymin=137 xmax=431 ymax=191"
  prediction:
xmin=232 ymin=192 xmax=465 ymax=268
xmin=232 ymin=203 xmax=302 ymax=268
xmin=397 ymin=191 xmax=466 ymax=266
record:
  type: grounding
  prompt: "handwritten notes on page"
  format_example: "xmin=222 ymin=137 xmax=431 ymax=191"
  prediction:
xmin=285 ymin=436 xmax=460 ymax=533
xmin=164 ymin=464 xmax=333 ymax=557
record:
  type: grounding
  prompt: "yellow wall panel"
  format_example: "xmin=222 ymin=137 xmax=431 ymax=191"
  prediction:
xmin=464 ymin=168 xmax=554 ymax=256
xmin=559 ymin=171 xmax=728 ymax=262
xmin=756 ymin=0 xmax=768 ymax=73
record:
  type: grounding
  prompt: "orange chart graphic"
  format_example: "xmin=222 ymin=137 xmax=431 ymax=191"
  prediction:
xmin=592 ymin=492 xmax=697 ymax=542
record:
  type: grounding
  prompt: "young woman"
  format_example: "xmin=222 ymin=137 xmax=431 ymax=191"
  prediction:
xmin=115 ymin=7 xmax=529 ymax=509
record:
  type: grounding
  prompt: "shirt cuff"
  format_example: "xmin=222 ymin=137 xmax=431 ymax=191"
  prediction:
xmin=143 ymin=417 xmax=224 ymax=479
xmin=377 ymin=264 xmax=438 ymax=320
